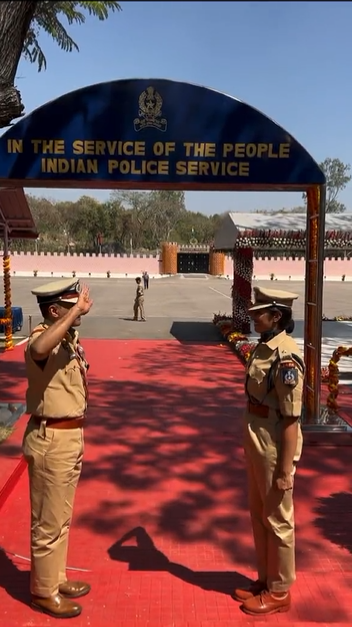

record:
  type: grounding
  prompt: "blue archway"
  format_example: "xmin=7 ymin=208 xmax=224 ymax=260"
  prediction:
xmin=0 ymin=78 xmax=324 ymax=190
xmin=0 ymin=78 xmax=326 ymax=427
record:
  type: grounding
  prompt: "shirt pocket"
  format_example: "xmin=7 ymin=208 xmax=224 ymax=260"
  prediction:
xmin=248 ymin=363 xmax=266 ymax=385
xmin=65 ymin=360 xmax=80 ymax=386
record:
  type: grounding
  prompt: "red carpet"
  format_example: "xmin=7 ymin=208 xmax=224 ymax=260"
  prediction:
xmin=0 ymin=339 xmax=351 ymax=626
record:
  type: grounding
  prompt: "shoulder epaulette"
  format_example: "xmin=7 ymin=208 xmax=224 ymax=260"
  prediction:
xmin=277 ymin=346 xmax=305 ymax=374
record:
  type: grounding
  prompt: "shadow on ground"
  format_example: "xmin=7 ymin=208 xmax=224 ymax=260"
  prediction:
xmin=313 ymin=492 xmax=352 ymax=554
xmin=0 ymin=549 xmax=30 ymax=608
xmin=71 ymin=340 xmax=352 ymax=580
xmin=1 ymin=336 xmax=352 ymax=624
xmin=170 ymin=321 xmax=220 ymax=342
xmin=108 ymin=526 xmax=251 ymax=596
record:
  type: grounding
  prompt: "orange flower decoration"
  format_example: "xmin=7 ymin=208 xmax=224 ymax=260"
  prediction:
xmin=326 ymin=346 xmax=352 ymax=413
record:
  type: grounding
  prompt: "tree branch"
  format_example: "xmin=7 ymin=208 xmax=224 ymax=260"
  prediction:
xmin=0 ymin=2 xmax=37 ymax=127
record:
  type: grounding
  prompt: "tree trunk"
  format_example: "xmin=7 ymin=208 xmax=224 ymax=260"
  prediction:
xmin=0 ymin=1 xmax=37 ymax=128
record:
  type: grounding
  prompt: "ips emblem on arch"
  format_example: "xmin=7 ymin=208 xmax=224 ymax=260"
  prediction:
xmin=134 ymin=86 xmax=167 ymax=132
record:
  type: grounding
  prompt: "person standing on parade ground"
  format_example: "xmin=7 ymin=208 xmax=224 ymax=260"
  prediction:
xmin=143 ymin=271 xmax=150 ymax=290
xmin=22 ymin=278 xmax=93 ymax=619
xmin=233 ymin=287 xmax=305 ymax=617
xmin=133 ymin=277 xmax=146 ymax=321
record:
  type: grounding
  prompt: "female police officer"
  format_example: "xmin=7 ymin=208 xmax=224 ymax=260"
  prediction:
xmin=233 ymin=287 xmax=305 ymax=616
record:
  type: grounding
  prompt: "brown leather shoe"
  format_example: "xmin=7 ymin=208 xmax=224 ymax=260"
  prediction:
xmin=232 ymin=580 xmax=266 ymax=602
xmin=59 ymin=580 xmax=91 ymax=598
xmin=31 ymin=593 xmax=82 ymax=618
xmin=241 ymin=590 xmax=291 ymax=615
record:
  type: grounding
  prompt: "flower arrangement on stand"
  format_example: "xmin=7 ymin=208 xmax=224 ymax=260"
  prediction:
xmin=213 ymin=313 xmax=232 ymax=325
xmin=231 ymin=337 xmax=257 ymax=364
xmin=324 ymin=345 xmax=352 ymax=414
xmin=213 ymin=313 xmax=257 ymax=364
xmin=215 ymin=317 xmax=233 ymax=339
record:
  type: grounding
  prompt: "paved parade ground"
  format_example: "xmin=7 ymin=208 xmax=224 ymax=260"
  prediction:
xmin=0 ymin=276 xmax=351 ymax=626
xmin=9 ymin=275 xmax=352 ymax=340
xmin=8 ymin=276 xmax=352 ymax=380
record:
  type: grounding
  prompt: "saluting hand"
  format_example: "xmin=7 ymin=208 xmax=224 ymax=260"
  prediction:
xmin=76 ymin=284 xmax=93 ymax=315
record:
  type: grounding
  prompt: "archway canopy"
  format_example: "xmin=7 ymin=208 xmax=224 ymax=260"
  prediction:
xmin=0 ymin=188 xmax=37 ymax=239
xmin=0 ymin=78 xmax=325 ymax=190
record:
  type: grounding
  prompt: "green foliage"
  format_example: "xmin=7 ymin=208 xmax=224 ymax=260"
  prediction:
xmin=259 ymin=158 xmax=351 ymax=216
xmin=22 ymin=191 xmax=221 ymax=253
xmin=302 ymin=157 xmax=351 ymax=214
xmin=320 ymin=158 xmax=351 ymax=213
xmin=22 ymin=1 xmax=121 ymax=71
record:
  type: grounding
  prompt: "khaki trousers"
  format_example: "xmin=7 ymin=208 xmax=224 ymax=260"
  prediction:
xmin=243 ymin=411 xmax=302 ymax=592
xmin=133 ymin=298 xmax=145 ymax=320
xmin=22 ymin=418 xmax=84 ymax=598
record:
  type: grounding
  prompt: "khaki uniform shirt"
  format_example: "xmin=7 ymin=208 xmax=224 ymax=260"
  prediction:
xmin=25 ymin=323 xmax=88 ymax=419
xmin=245 ymin=331 xmax=305 ymax=418
xmin=136 ymin=285 xmax=144 ymax=301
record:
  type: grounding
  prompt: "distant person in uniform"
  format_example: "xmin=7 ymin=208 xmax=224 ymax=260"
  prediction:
xmin=143 ymin=272 xmax=150 ymax=290
xmin=233 ymin=287 xmax=305 ymax=616
xmin=22 ymin=278 xmax=93 ymax=619
xmin=133 ymin=277 xmax=146 ymax=321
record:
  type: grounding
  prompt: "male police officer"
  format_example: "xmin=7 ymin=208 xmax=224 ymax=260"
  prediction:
xmin=133 ymin=277 xmax=146 ymax=321
xmin=22 ymin=278 xmax=93 ymax=618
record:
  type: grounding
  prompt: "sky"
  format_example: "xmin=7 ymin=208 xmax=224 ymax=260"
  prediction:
xmin=7 ymin=1 xmax=352 ymax=215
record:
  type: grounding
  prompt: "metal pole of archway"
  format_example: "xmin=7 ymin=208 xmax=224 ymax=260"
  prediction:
xmin=303 ymin=184 xmax=326 ymax=425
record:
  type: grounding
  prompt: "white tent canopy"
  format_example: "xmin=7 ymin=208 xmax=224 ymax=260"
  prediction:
xmin=214 ymin=212 xmax=352 ymax=251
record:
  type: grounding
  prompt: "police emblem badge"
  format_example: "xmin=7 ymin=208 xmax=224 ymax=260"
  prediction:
xmin=133 ymin=86 xmax=167 ymax=132
xmin=280 ymin=361 xmax=298 ymax=386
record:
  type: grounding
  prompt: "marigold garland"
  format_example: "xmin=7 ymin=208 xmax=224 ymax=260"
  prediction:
xmin=213 ymin=313 xmax=257 ymax=364
xmin=2 ymin=255 xmax=13 ymax=351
